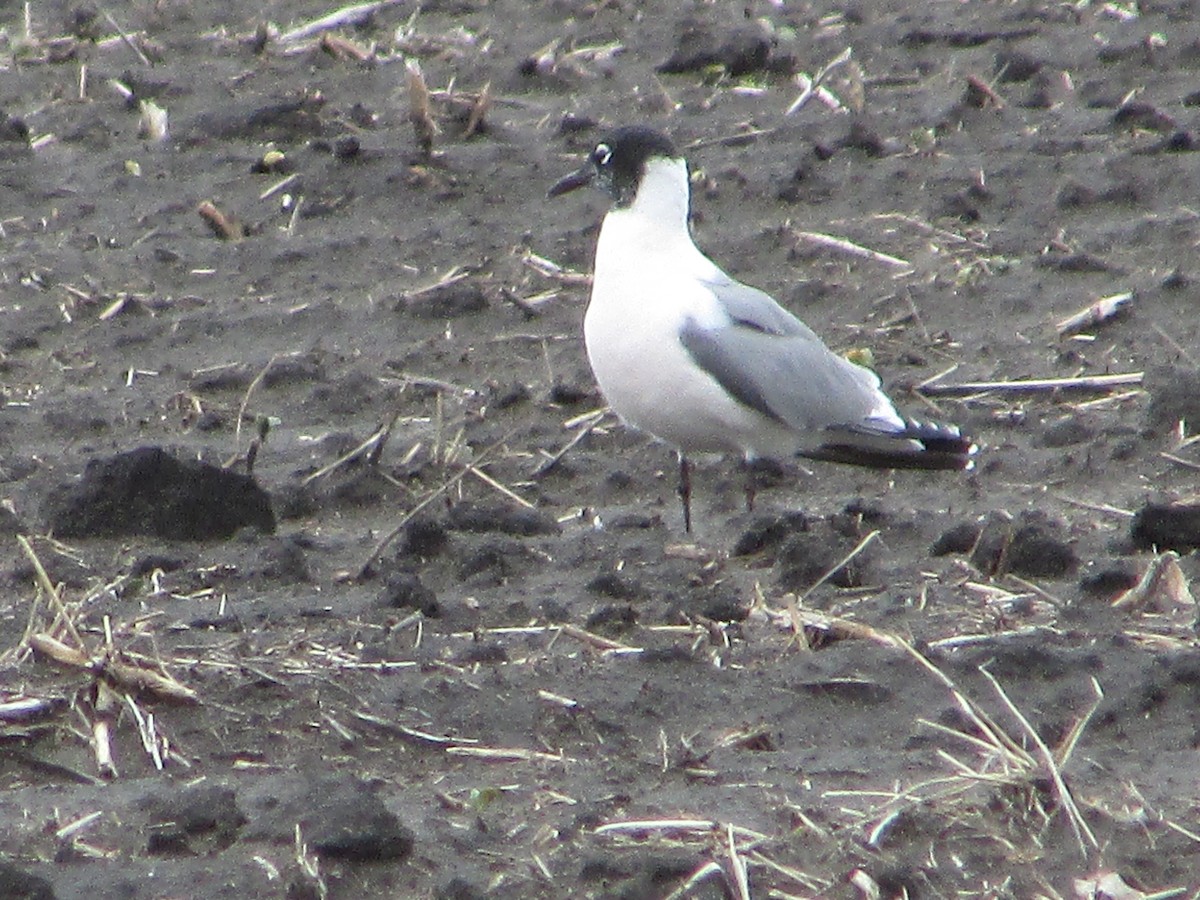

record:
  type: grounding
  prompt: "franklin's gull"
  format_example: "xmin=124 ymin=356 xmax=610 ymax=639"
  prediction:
xmin=549 ymin=125 xmax=974 ymax=532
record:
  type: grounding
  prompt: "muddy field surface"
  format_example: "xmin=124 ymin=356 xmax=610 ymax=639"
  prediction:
xmin=3 ymin=1 xmax=1200 ymax=897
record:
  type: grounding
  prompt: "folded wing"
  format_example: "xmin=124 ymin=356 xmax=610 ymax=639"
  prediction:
xmin=681 ymin=276 xmax=974 ymax=470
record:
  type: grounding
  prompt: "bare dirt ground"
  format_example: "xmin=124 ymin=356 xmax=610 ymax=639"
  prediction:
xmin=3 ymin=1 xmax=1200 ymax=897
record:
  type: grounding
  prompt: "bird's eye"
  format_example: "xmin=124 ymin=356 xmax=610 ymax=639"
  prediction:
xmin=592 ymin=143 xmax=612 ymax=166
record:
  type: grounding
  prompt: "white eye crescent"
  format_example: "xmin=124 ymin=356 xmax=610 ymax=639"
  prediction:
xmin=593 ymin=143 xmax=612 ymax=166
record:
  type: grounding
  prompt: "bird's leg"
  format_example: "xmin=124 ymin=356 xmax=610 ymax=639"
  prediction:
xmin=742 ymin=457 xmax=757 ymax=513
xmin=677 ymin=452 xmax=693 ymax=533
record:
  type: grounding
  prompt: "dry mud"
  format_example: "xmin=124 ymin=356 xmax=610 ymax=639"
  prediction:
xmin=3 ymin=1 xmax=1200 ymax=898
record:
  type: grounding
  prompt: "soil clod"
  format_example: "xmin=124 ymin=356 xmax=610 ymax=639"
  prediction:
xmin=43 ymin=447 xmax=275 ymax=540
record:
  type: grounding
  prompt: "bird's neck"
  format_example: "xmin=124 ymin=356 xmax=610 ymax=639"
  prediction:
xmin=614 ymin=157 xmax=692 ymax=235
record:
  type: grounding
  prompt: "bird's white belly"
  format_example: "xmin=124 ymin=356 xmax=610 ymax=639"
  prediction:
xmin=584 ymin=284 xmax=789 ymax=457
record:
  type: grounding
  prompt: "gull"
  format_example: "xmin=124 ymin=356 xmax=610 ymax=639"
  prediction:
xmin=549 ymin=124 xmax=974 ymax=532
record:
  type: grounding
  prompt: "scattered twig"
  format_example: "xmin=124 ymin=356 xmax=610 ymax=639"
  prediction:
xmin=1054 ymin=494 xmax=1134 ymax=519
xmin=726 ymin=823 xmax=751 ymax=900
xmin=463 ymin=81 xmax=491 ymax=138
xmin=301 ymin=414 xmax=398 ymax=486
xmin=197 ymin=200 xmax=244 ymax=240
xmin=137 ymin=100 xmax=168 ymax=142
xmin=406 ymin=58 xmax=437 ymax=159
xmin=358 ymin=429 xmax=518 ymax=576
xmin=29 ymin=633 xmax=198 ymax=702
xmin=662 ymin=862 xmax=725 ymax=900
xmin=100 ymin=7 xmax=151 ymax=66
xmin=1112 ymin=551 xmax=1195 ymax=611
xmin=978 ymin=663 xmax=1098 ymax=856
xmin=786 ymin=47 xmax=853 ymax=116
xmin=0 ymin=695 xmax=61 ymax=722
xmin=595 ymin=819 xmax=768 ymax=841
xmin=445 ymin=746 xmax=567 ymax=763
xmin=799 ymin=529 xmax=879 ymax=603
xmin=1056 ymin=677 xmax=1104 ymax=771
xmin=559 ymin=623 xmax=640 ymax=653
xmin=1149 ymin=320 xmax=1198 ymax=367
xmin=747 ymin=850 xmax=831 ymax=893
xmin=533 ymin=408 xmax=609 ymax=476
xmin=521 ymin=251 xmax=592 ymax=286
xmin=536 ymin=689 xmax=578 ymax=709
xmin=1056 ymin=291 xmax=1133 ymax=336
xmin=17 ymin=535 xmax=86 ymax=651
xmin=684 ymin=127 xmax=776 ymax=151
xmin=231 ymin=354 xmax=281 ymax=458
xmin=319 ymin=32 xmax=374 ymax=61
xmin=1160 ymin=451 xmax=1200 ymax=472
xmin=92 ymin=681 xmax=119 ymax=778
xmin=965 ymin=73 xmax=1005 ymax=108
xmin=790 ymin=229 xmax=913 ymax=270
xmin=917 ymin=371 xmax=1143 ymax=397
xmin=277 ymin=0 xmax=402 ymax=44
xmin=874 ymin=212 xmax=991 ymax=250
xmin=467 ymin=464 xmax=533 ymax=508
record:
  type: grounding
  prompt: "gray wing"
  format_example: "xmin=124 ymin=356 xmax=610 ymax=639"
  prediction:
xmin=682 ymin=277 xmax=891 ymax=434
xmin=701 ymin=274 xmax=820 ymax=339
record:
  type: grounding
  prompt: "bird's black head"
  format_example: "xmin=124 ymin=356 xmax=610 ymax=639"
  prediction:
xmin=548 ymin=125 xmax=679 ymax=207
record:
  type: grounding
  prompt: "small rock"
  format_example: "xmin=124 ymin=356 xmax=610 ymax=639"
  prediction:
xmin=658 ymin=20 xmax=772 ymax=76
xmin=0 ymin=112 xmax=31 ymax=147
xmin=549 ymin=380 xmax=594 ymax=405
xmin=0 ymin=503 xmax=26 ymax=535
xmin=0 ymin=861 xmax=55 ymax=900
xmin=994 ymin=49 xmax=1043 ymax=82
xmin=272 ymin=482 xmax=320 ymax=521
xmin=638 ymin=646 xmax=695 ymax=665
xmin=258 ymin=534 xmax=311 ymax=583
xmin=776 ymin=531 xmax=873 ymax=590
xmin=970 ymin=511 xmax=1077 ymax=578
xmin=399 ymin=280 xmax=488 ymax=319
xmin=558 ymin=113 xmax=597 ymax=134
xmin=130 ymin=553 xmax=187 ymax=577
xmin=143 ymin=781 xmax=246 ymax=855
xmin=455 ymin=643 xmax=508 ymax=665
xmin=1113 ymin=101 xmax=1176 ymax=132
xmin=304 ymin=779 xmax=413 ymax=862
xmin=1007 ymin=524 xmax=1077 ymax=578
xmin=585 ymin=604 xmax=638 ymax=632
xmin=1079 ymin=560 xmax=1139 ymax=597
xmin=43 ymin=447 xmax=275 ymax=540
xmin=1145 ymin=367 xmax=1200 ymax=432
xmin=1132 ymin=502 xmax=1200 ymax=551
xmin=307 ymin=371 xmax=382 ymax=416
xmin=379 ymin=571 xmax=439 ymax=616
xmin=262 ymin=352 xmax=325 ymax=388
xmin=490 ymin=382 xmax=530 ymax=410
xmin=399 ymin=517 xmax=449 ymax=559
xmin=456 ymin=539 xmax=531 ymax=583
xmin=1035 ymin=252 xmax=1112 ymax=273
xmin=838 ymin=120 xmax=893 ymax=157
xmin=435 ymin=877 xmax=487 ymax=900
xmin=733 ymin=512 xmax=809 ymax=556
xmin=189 ymin=98 xmax=325 ymax=144
xmin=447 ymin=501 xmax=560 ymax=536
xmin=586 ymin=572 xmax=647 ymax=601
xmin=702 ymin=594 xmax=749 ymax=622
xmin=1039 ymin=415 xmax=1095 ymax=448
xmin=931 ymin=521 xmax=981 ymax=556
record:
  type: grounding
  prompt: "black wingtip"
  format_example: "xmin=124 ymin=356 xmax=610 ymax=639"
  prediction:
xmin=803 ymin=418 xmax=977 ymax=472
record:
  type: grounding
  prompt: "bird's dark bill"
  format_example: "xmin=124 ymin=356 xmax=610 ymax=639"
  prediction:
xmin=548 ymin=164 xmax=594 ymax=197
